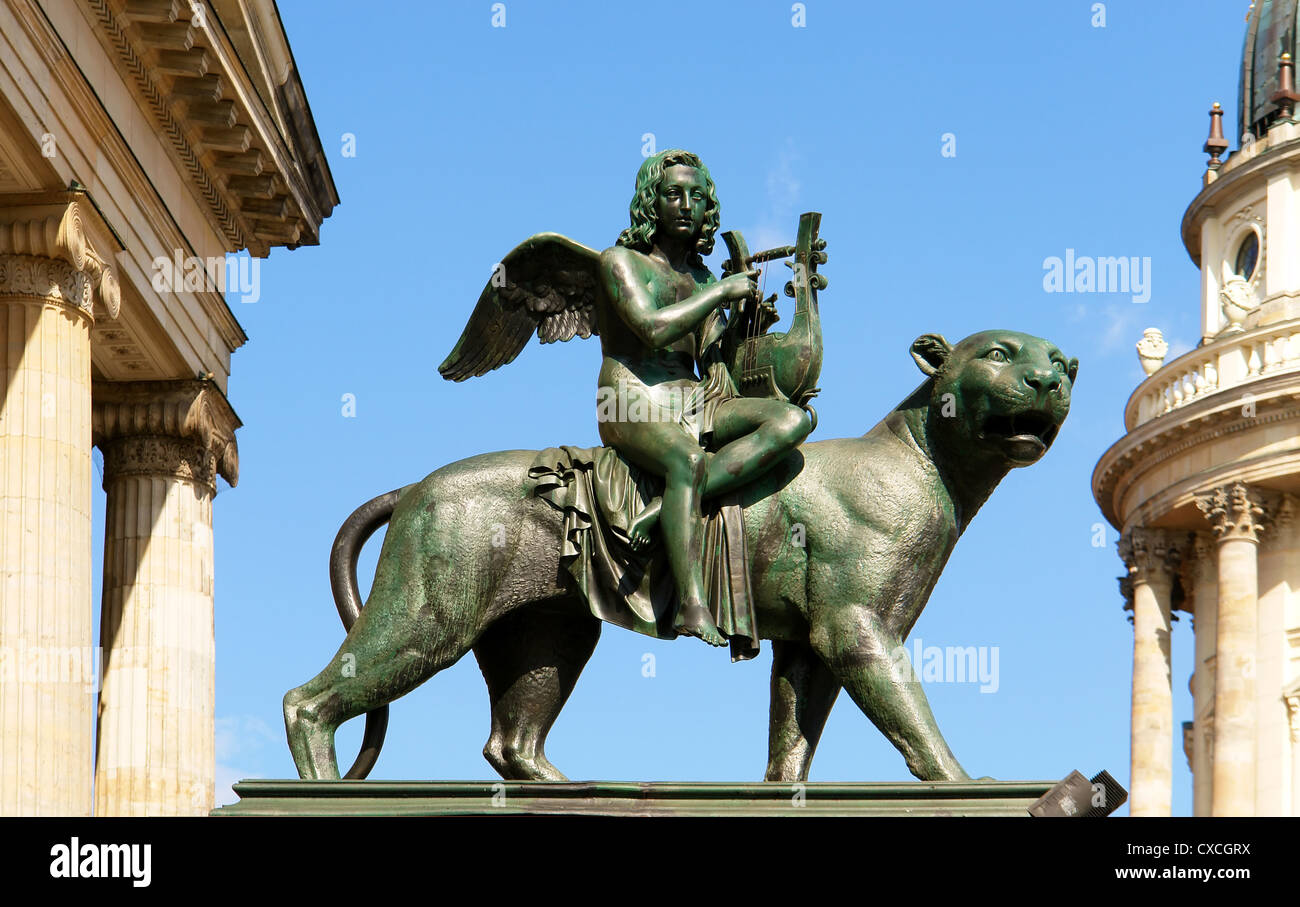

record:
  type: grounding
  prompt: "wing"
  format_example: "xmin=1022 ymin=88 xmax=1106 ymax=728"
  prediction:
xmin=438 ymin=233 xmax=601 ymax=382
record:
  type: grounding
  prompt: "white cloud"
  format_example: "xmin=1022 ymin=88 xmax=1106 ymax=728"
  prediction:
xmin=1164 ymin=336 xmax=1193 ymax=362
xmin=214 ymin=762 xmax=251 ymax=807
xmin=215 ymin=713 xmax=278 ymax=763
xmin=213 ymin=714 xmax=278 ymax=807
xmin=1099 ymin=303 xmax=1142 ymax=354
xmin=764 ymin=142 xmax=801 ymax=212
xmin=736 ymin=140 xmax=806 ymax=281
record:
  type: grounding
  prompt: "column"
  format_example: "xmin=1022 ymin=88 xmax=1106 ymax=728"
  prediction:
xmin=1119 ymin=527 xmax=1185 ymax=817
xmin=92 ymin=380 xmax=239 ymax=816
xmin=1286 ymin=685 xmax=1300 ymax=818
xmin=0 ymin=195 xmax=120 ymax=815
xmin=1196 ymin=483 xmax=1268 ymax=817
xmin=1188 ymin=533 xmax=1218 ymax=817
xmin=1256 ymin=495 xmax=1293 ymax=814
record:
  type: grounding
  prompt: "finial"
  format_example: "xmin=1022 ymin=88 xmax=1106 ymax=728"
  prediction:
xmin=1136 ymin=328 xmax=1168 ymax=376
xmin=1271 ymin=52 xmax=1300 ymax=121
xmin=1203 ymin=103 xmax=1230 ymax=167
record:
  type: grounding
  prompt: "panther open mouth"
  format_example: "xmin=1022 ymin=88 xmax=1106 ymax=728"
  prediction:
xmin=980 ymin=410 xmax=1059 ymax=456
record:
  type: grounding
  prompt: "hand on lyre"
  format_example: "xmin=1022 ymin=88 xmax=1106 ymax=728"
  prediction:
xmin=717 ymin=269 xmax=761 ymax=310
xmin=754 ymin=292 xmax=780 ymax=333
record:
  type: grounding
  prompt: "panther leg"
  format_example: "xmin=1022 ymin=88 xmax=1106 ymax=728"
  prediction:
xmin=284 ymin=568 xmax=483 ymax=780
xmin=808 ymin=606 xmax=970 ymax=782
xmin=764 ymin=639 xmax=841 ymax=782
xmin=473 ymin=603 xmax=601 ymax=781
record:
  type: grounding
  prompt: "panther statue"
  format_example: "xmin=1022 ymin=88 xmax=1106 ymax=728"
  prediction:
xmin=283 ymin=329 xmax=1077 ymax=783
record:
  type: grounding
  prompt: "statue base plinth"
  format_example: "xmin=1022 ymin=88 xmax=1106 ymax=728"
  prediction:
xmin=212 ymin=779 xmax=1060 ymax=817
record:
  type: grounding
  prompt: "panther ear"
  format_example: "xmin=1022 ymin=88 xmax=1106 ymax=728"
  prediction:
xmin=1067 ymin=357 xmax=1079 ymax=385
xmin=910 ymin=334 xmax=952 ymax=377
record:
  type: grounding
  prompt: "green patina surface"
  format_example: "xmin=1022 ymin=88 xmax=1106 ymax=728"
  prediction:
xmin=279 ymin=149 xmax=1079 ymax=787
xmin=214 ymin=780 xmax=1058 ymax=817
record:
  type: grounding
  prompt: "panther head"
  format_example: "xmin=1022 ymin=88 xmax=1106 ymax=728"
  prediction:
xmin=911 ymin=330 xmax=1077 ymax=470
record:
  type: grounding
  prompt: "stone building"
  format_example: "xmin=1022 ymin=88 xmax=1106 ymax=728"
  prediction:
xmin=1093 ymin=0 xmax=1300 ymax=817
xmin=0 ymin=0 xmax=335 ymax=815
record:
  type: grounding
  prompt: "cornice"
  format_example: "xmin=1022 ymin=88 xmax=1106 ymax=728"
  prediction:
xmin=82 ymin=0 xmax=247 ymax=248
xmin=6 ymin=0 xmax=247 ymax=352
xmin=1092 ymin=378 xmax=1300 ymax=528
xmin=77 ymin=0 xmax=333 ymax=254
xmin=1182 ymin=136 xmax=1300 ymax=267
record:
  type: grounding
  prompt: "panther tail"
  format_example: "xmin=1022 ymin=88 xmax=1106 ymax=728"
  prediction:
xmin=328 ymin=485 xmax=413 ymax=779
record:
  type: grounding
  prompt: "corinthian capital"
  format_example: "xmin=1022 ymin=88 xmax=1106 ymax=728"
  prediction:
xmin=1118 ymin=574 xmax=1135 ymax=623
xmin=0 ymin=191 xmax=122 ymax=319
xmin=1285 ymin=682 xmax=1300 ymax=744
xmin=1263 ymin=494 xmax=1298 ymax=550
xmin=1195 ymin=483 xmax=1269 ymax=543
xmin=1191 ymin=531 xmax=1216 ymax=561
xmin=1118 ymin=527 xmax=1187 ymax=582
xmin=93 ymin=379 xmax=241 ymax=492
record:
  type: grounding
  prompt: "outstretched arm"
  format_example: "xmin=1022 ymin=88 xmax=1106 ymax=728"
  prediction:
xmin=599 ymin=247 xmax=757 ymax=349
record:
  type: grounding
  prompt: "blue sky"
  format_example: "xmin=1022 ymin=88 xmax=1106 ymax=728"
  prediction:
xmin=89 ymin=1 xmax=1263 ymax=815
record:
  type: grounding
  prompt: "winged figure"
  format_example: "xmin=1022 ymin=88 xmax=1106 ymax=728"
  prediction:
xmin=438 ymin=149 xmax=817 ymax=649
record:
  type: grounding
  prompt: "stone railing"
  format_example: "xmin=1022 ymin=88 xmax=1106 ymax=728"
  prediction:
xmin=1215 ymin=120 xmax=1300 ymax=180
xmin=1127 ymin=321 xmax=1300 ymax=429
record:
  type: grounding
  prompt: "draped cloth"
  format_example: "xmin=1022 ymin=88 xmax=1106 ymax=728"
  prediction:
xmin=527 ymin=444 xmax=759 ymax=662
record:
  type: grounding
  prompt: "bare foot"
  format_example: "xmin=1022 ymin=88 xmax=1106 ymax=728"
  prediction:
xmin=626 ymin=497 xmax=662 ymax=553
xmin=674 ymin=599 xmax=726 ymax=647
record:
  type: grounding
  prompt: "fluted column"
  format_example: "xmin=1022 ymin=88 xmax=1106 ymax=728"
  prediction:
xmin=1196 ymin=483 xmax=1268 ymax=817
xmin=1256 ymin=495 xmax=1294 ymax=814
xmin=1286 ymin=686 xmax=1300 ymax=818
xmin=0 ymin=195 xmax=121 ymax=816
xmin=92 ymin=381 xmax=239 ymax=816
xmin=1188 ymin=532 xmax=1218 ymax=816
xmin=1119 ymin=527 xmax=1185 ymax=817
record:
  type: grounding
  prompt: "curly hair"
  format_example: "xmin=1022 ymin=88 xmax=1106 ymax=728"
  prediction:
xmin=616 ymin=149 xmax=720 ymax=266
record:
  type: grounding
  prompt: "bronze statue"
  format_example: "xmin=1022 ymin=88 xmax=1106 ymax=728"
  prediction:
xmin=439 ymin=150 xmax=815 ymax=648
xmin=284 ymin=282 xmax=1077 ymax=781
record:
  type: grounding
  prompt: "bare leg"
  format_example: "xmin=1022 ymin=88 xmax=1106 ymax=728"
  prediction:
xmin=706 ymin=398 xmax=810 ymax=498
xmin=600 ymin=419 xmax=724 ymax=646
xmin=625 ymin=399 xmax=811 ymax=547
xmin=624 ymin=395 xmax=806 ymax=543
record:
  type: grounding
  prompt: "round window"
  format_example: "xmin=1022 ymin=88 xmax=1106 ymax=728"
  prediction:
xmin=1234 ymin=231 xmax=1259 ymax=281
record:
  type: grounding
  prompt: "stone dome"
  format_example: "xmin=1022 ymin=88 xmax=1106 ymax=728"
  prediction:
xmin=1240 ymin=0 xmax=1300 ymax=140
